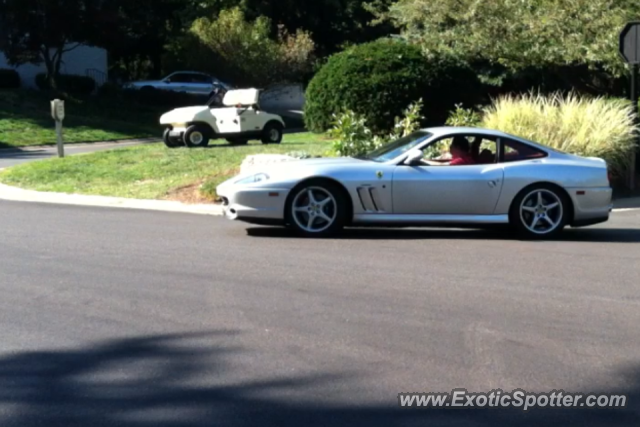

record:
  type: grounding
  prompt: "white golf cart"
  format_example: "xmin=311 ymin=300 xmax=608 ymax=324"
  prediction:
xmin=159 ymin=88 xmax=286 ymax=148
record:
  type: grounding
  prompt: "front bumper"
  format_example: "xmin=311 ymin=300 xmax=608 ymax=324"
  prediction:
xmin=217 ymin=185 xmax=290 ymax=223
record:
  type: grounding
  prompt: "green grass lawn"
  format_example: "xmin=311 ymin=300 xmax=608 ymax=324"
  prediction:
xmin=0 ymin=89 xmax=162 ymax=148
xmin=0 ymin=133 xmax=335 ymax=201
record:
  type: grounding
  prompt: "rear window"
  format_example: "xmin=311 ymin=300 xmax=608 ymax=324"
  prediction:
xmin=501 ymin=138 xmax=548 ymax=163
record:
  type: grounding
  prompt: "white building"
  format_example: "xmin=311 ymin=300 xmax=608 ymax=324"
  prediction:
xmin=0 ymin=43 xmax=108 ymax=89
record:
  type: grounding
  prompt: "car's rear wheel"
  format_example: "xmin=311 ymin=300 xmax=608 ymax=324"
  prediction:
xmin=286 ymin=180 xmax=347 ymax=237
xmin=163 ymin=128 xmax=182 ymax=148
xmin=184 ymin=125 xmax=210 ymax=148
xmin=261 ymin=122 xmax=283 ymax=144
xmin=509 ymin=184 xmax=569 ymax=239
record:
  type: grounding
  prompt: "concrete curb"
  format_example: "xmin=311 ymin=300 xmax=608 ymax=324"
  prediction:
xmin=0 ymin=183 xmax=224 ymax=216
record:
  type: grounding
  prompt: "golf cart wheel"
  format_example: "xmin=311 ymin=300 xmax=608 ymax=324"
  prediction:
xmin=285 ymin=179 xmax=347 ymax=238
xmin=261 ymin=122 xmax=283 ymax=144
xmin=509 ymin=183 xmax=570 ymax=240
xmin=163 ymin=128 xmax=182 ymax=148
xmin=183 ymin=125 xmax=210 ymax=148
xmin=226 ymin=138 xmax=248 ymax=146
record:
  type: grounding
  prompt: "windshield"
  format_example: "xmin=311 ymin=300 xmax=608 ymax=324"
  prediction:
xmin=361 ymin=131 xmax=433 ymax=162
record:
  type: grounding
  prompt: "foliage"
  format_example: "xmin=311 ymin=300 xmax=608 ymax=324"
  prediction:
xmin=446 ymin=104 xmax=482 ymax=127
xmin=0 ymin=0 xmax=109 ymax=87
xmin=368 ymin=0 xmax=640 ymax=79
xmin=35 ymin=73 xmax=96 ymax=95
xmin=305 ymin=39 xmax=481 ymax=134
xmin=328 ymin=98 xmax=424 ymax=157
xmin=481 ymin=92 xmax=638 ymax=178
xmin=0 ymin=69 xmax=20 ymax=89
xmin=180 ymin=7 xmax=316 ymax=87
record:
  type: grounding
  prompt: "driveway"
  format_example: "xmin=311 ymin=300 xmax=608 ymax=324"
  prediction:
xmin=0 ymin=200 xmax=639 ymax=426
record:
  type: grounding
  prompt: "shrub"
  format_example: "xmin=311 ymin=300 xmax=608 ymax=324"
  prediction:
xmin=183 ymin=7 xmax=316 ymax=87
xmin=446 ymin=104 xmax=482 ymax=127
xmin=304 ymin=39 xmax=481 ymax=134
xmin=0 ymin=69 xmax=20 ymax=88
xmin=481 ymin=92 xmax=638 ymax=178
xmin=328 ymin=98 xmax=424 ymax=157
xmin=35 ymin=73 xmax=96 ymax=95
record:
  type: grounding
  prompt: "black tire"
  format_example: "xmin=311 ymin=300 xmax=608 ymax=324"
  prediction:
xmin=226 ymin=138 xmax=248 ymax=145
xmin=261 ymin=121 xmax=283 ymax=144
xmin=509 ymin=184 xmax=570 ymax=240
xmin=163 ymin=128 xmax=182 ymax=148
xmin=285 ymin=179 xmax=348 ymax=238
xmin=183 ymin=124 xmax=210 ymax=148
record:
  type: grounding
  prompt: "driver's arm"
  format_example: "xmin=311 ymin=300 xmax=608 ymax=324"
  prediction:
xmin=421 ymin=159 xmax=449 ymax=166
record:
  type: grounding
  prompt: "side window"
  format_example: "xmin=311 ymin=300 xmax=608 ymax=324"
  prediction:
xmin=167 ymin=73 xmax=192 ymax=83
xmin=192 ymin=74 xmax=212 ymax=83
xmin=421 ymin=135 xmax=498 ymax=164
xmin=501 ymin=138 xmax=547 ymax=163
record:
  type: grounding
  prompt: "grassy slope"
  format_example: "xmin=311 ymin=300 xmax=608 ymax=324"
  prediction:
xmin=0 ymin=89 xmax=161 ymax=148
xmin=0 ymin=133 xmax=334 ymax=200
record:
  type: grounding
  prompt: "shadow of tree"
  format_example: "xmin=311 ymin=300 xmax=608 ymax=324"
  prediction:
xmin=0 ymin=331 xmax=638 ymax=426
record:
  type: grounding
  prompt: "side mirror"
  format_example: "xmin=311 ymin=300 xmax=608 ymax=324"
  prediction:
xmin=403 ymin=149 xmax=424 ymax=166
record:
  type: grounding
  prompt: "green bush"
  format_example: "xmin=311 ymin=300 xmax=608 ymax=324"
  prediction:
xmin=0 ymin=69 xmax=20 ymax=89
xmin=481 ymin=92 xmax=638 ymax=179
xmin=35 ymin=73 xmax=96 ymax=95
xmin=328 ymin=98 xmax=424 ymax=157
xmin=304 ymin=39 xmax=481 ymax=134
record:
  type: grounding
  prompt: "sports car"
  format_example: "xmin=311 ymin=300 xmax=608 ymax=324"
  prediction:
xmin=216 ymin=127 xmax=613 ymax=239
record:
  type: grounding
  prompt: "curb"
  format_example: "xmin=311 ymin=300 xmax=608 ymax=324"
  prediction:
xmin=0 ymin=183 xmax=224 ymax=216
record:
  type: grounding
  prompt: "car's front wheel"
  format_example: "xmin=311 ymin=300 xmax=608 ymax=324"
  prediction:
xmin=286 ymin=180 xmax=347 ymax=237
xmin=510 ymin=184 xmax=569 ymax=239
xmin=183 ymin=125 xmax=210 ymax=148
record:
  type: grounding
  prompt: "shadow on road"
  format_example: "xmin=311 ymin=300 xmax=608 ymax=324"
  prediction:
xmin=0 ymin=331 xmax=638 ymax=426
xmin=245 ymin=227 xmax=640 ymax=243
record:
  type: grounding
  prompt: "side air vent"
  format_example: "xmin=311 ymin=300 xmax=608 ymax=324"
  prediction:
xmin=357 ymin=186 xmax=386 ymax=212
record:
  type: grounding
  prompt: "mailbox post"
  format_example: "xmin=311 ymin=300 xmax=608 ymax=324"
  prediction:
xmin=50 ymin=99 xmax=65 ymax=158
xmin=619 ymin=22 xmax=640 ymax=190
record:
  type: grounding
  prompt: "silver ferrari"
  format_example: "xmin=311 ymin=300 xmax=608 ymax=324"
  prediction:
xmin=216 ymin=127 xmax=613 ymax=238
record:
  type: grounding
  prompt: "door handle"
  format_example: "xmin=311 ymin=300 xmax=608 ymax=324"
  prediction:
xmin=488 ymin=180 xmax=498 ymax=188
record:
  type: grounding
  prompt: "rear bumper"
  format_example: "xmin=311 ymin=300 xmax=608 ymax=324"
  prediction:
xmin=567 ymin=186 xmax=612 ymax=225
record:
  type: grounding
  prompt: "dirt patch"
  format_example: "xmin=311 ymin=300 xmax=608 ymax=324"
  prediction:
xmin=164 ymin=180 xmax=216 ymax=204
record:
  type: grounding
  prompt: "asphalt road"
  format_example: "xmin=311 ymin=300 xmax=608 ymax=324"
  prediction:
xmin=1 ymin=200 xmax=639 ymax=426
xmin=0 ymin=139 xmax=158 ymax=169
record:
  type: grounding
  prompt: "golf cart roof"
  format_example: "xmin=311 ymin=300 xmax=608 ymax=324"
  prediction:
xmin=223 ymin=88 xmax=260 ymax=107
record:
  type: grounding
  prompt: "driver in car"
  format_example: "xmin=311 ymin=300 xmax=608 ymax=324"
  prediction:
xmin=423 ymin=136 xmax=475 ymax=166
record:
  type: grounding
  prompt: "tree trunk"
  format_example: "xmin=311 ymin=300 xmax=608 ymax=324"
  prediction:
xmin=41 ymin=47 xmax=57 ymax=90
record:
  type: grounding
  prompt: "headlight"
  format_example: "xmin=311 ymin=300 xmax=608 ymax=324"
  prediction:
xmin=236 ymin=173 xmax=270 ymax=184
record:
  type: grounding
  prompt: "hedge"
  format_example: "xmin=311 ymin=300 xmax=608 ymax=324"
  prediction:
xmin=304 ymin=38 xmax=483 ymax=134
xmin=35 ymin=73 xmax=96 ymax=95
xmin=0 ymin=69 xmax=21 ymax=89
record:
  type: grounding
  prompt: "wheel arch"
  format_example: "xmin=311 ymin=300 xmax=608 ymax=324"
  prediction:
xmin=187 ymin=121 xmax=216 ymax=137
xmin=284 ymin=176 xmax=355 ymax=225
xmin=509 ymin=181 xmax=575 ymax=222
xmin=265 ymin=118 xmax=285 ymax=129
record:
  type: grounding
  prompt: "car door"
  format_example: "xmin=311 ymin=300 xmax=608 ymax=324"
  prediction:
xmin=188 ymin=74 xmax=215 ymax=95
xmin=391 ymin=134 xmax=505 ymax=215
xmin=163 ymin=73 xmax=192 ymax=93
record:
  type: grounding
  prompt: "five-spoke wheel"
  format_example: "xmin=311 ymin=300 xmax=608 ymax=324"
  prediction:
xmin=511 ymin=185 xmax=568 ymax=239
xmin=286 ymin=181 xmax=347 ymax=237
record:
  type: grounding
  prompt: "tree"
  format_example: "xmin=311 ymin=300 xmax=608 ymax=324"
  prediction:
xmin=172 ymin=7 xmax=316 ymax=87
xmin=368 ymin=0 xmax=640 ymax=81
xmin=0 ymin=0 xmax=106 ymax=88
